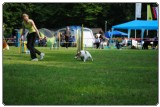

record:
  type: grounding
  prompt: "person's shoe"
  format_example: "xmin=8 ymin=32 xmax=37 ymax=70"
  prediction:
xmin=40 ymin=53 xmax=45 ymax=60
xmin=31 ymin=58 xmax=38 ymax=61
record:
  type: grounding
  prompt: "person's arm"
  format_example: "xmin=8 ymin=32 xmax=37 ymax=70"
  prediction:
xmin=30 ymin=20 xmax=41 ymax=38
xmin=22 ymin=22 xmax=25 ymax=36
xmin=22 ymin=23 xmax=24 ymax=34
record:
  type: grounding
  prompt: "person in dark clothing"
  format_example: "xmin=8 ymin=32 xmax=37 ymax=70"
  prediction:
xmin=99 ymin=30 xmax=106 ymax=49
xmin=116 ymin=41 xmax=121 ymax=49
xmin=21 ymin=13 xmax=45 ymax=61
xmin=41 ymin=36 xmax=47 ymax=47
xmin=152 ymin=36 xmax=158 ymax=49
xmin=116 ymin=37 xmax=128 ymax=49
xmin=142 ymin=35 xmax=150 ymax=49
xmin=64 ymin=26 xmax=71 ymax=48
xmin=99 ymin=30 xmax=104 ymax=41
xmin=95 ymin=35 xmax=100 ymax=49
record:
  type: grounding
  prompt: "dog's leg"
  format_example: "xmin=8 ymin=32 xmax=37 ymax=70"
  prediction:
xmin=83 ymin=58 xmax=86 ymax=62
xmin=81 ymin=57 xmax=84 ymax=61
xmin=83 ymin=56 xmax=87 ymax=62
xmin=90 ymin=56 xmax=93 ymax=61
xmin=91 ymin=57 xmax=93 ymax=61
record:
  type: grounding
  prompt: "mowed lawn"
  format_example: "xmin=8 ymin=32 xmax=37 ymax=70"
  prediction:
xmin=3 ymin=46 xmax=158 ymax=105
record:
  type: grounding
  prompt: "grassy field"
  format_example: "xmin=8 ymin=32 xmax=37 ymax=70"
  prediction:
xmin=3 ymin=46 xmax=158 ymax=105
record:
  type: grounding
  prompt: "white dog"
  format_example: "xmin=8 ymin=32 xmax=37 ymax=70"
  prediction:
xmin=74 ymin=50 xmax=93 ymax=62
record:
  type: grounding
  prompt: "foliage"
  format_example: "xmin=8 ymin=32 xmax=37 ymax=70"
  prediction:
xmin=3 ymin=3 xmax=157 ymax=37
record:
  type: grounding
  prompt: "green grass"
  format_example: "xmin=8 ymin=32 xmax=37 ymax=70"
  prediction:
xmin=3 ymin=47 xmax=158 ymax=105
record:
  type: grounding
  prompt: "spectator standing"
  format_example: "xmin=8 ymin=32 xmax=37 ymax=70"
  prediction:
xmin=64 ymin=26 xmax=71 ymax=49
xmin=95 ymin=35 xmax=100 ymax=49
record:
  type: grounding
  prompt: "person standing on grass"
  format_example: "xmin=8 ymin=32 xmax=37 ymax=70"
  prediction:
xmin=21 ymin=13 xmax=45 ymax=61
xmin=64 ymin=26 xmax=71 ymax=49
xmin=99 ymin=30 xmax=105 ymax=49
xmin=95 ymin=35 xmax=100 ymax=49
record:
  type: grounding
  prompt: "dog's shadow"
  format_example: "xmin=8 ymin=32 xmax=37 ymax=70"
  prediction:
xmin=73 ymin=57 xmax=93 ymax=63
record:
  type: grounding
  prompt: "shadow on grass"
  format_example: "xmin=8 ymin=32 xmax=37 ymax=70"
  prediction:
xmin=3 ymin=47 xmax=158 ymax=105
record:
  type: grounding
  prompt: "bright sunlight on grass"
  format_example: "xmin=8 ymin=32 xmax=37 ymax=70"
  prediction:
xmin=3 ymin=47 xmax=158 ymax=105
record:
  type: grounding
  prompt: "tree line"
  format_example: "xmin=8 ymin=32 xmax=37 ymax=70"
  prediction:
xmin=3 ymin=3 xmax=157 ymax=37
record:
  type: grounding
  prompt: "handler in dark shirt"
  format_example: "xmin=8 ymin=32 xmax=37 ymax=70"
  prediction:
xmin=64 ymin=26 xmax=71 ymax=48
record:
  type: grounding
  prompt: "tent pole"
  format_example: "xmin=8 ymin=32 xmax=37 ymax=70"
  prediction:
xmin=128 ymin=29 xmax=131 ymax=39
xmin=110 ymin=28 xmax=114 ymax=44
xmin=141 ymin=29 xmax=145 ymax=49
xmin=135 ymin=30 xmax=137 ymax=39
xmin=147 ymin=30 xmax=148 ymax=35
xmin=111 ymin=28 xmax=114 ymax=39
xmin=135 ymin=18 xmax=137 ymax=38
xmin=109 ymin=28 xmax=114 ymax=48
xmin=81 ymin=24 xmax=84 ymax=50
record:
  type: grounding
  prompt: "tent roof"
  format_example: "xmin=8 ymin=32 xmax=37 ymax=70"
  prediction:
xmin=39 ymin=28 xmax=54 ymax=38
xmin=105 ymin=30 xmax=128 ymax=38
xmin=112 ymin=20 xmax=158 ymax=30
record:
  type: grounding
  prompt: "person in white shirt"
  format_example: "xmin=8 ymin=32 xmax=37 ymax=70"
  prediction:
xmin=116 ymin=37 xmax=128 ymax=49
xmin=120 ymin=37 xmax=128 ymax=46
xmin=95 ymin=36 xmax=100 ymax=49
xmin=96 ymin=33 xmax=101 ymax=38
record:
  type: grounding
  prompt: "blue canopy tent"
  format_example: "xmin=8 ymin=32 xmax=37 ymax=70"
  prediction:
xmin=112 ymin=20 xmax=158 ymax=38
xmin=105 ymin=30 xmax=128 ymax=38
xmin=111 ymin=20 xmax=158 ymax=46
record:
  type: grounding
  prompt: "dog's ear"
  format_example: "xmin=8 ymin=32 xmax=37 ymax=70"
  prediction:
xmin=75 ymin=53 xmax=79 ymax=56
xmin=85 ymin=51 xmax=87 ymax=54
xmin=75 ymin=51 xmax=80 ymax=57
xmin=78 ymin=52 xmax=81 ymax=56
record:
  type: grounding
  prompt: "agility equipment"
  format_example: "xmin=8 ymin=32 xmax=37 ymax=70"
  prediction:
xmin=19 ymin=40 xmax=27 ymax=53
xmin=39 ymin=28 xmax=56 ymax=49
xmin=77 ymin=24 xmax=84 ymax=52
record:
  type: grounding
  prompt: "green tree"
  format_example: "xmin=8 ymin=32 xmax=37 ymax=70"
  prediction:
xmin=3 ymin=3 xmax=157 ymax=37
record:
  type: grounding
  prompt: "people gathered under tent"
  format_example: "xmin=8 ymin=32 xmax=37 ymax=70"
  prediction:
xmin=142 ymin=35 xmax=150 ymax=49
xmin=142 ymin=36 xmax=158 ymax=50
xmin=116 ymin=37 xmax=128 ymax=49
xmin=152 ymin=36 xmax=158 ymax=49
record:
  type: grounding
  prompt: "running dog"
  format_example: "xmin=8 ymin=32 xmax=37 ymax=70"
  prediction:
xmin=74 ymin=50 xmax=93 ymax=62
